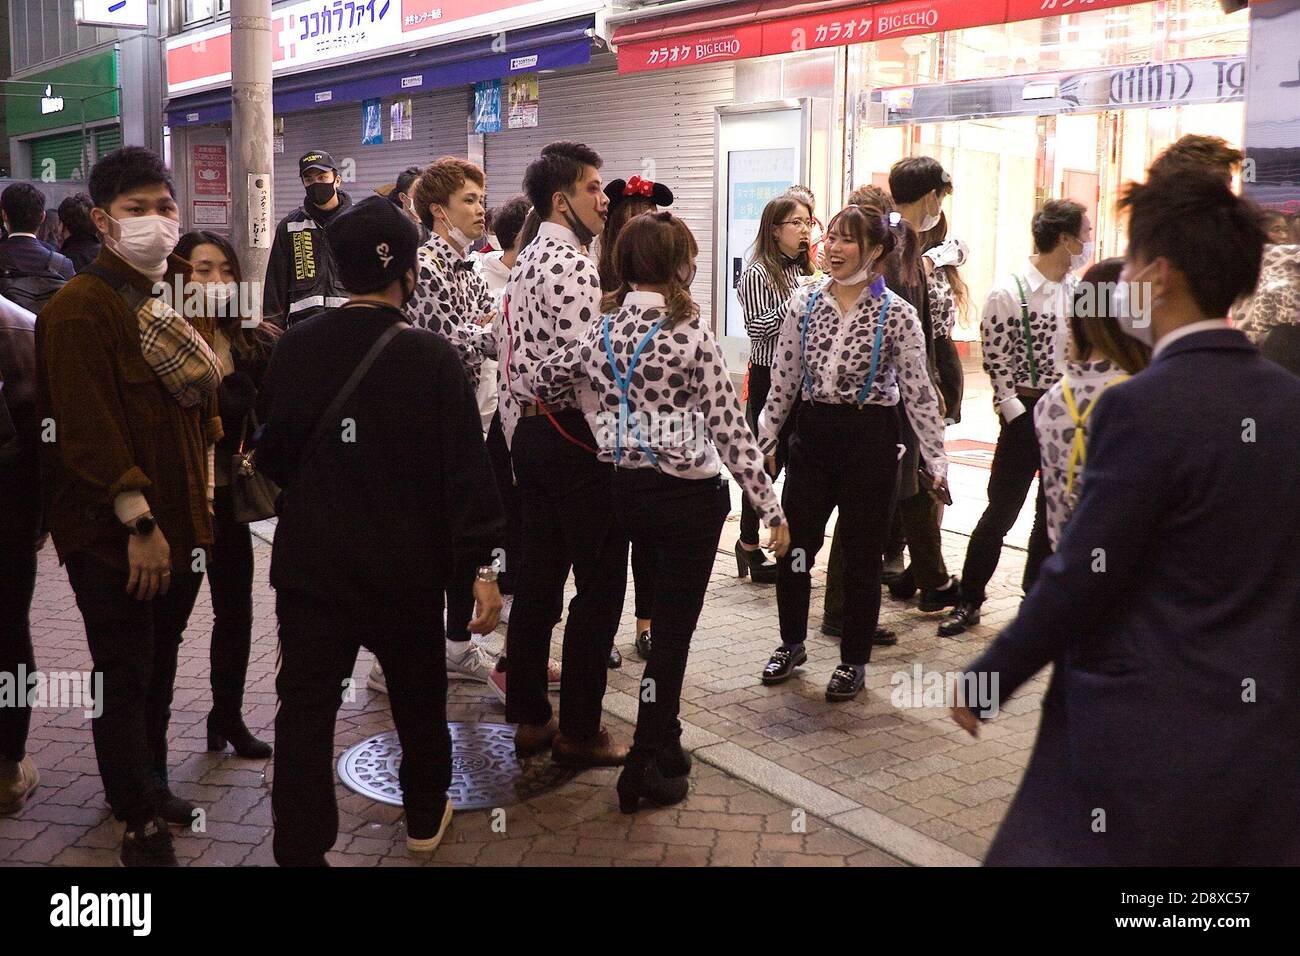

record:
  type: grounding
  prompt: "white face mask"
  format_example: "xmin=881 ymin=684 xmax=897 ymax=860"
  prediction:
xmin=1070 ymin=238 xmax=1094 ymax=273
xmin=204 ymin=281 xmax=237 ymax=318
xmin=839 ymin=251 xmax=879 ymax=287
xmin=1113 ymin=264 xmax=1156 ymax=346
xmin=917 ymin=193 xmax=941 ymax=233
xmin=107 ymin=214 xmax=180 ymax=273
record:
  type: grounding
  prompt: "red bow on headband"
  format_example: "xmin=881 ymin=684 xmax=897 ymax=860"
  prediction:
xmin=624 ymin=176 xmax=655 ymax=197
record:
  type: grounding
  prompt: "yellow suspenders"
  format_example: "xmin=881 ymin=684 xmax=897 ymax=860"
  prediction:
xmin=1061 ymin=374 xmax=1128 ymax=497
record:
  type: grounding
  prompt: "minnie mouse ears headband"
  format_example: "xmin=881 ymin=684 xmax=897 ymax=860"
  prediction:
xmin=605 ymin=176 xmax=674 ymax=209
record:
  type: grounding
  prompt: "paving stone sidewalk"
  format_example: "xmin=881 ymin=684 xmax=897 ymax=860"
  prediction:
xmin=1 ymin=540 xmax=904 ymax=868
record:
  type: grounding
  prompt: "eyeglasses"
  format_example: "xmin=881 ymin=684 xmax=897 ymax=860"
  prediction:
xmin=779 ymin=219 xmax=814 ymax=229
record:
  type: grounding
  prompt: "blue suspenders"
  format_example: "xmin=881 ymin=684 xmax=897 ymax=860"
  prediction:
xmin=799 ymin=289 xmax=892 ymax=405
xmin=603 ymin=313 xmax=667 ymax=466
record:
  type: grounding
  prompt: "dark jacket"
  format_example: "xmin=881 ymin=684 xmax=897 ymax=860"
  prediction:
xmin=969 ymin=329 xmax=1300 ymax=865
xmin=34 ymin=248 xmax=222 ymax=571
xmin=255 ymin=304 xmax=504 ymax=626
xmin=60 ymin=234 xmax=102 ymax=274
xmin=0 ymin=295 xmax=40 ymax=544
xmin=0 ymin=234 xmax=75 ymax=280
xmin=262 ymin=190 xmax=353 ymax=329
xmin=212 ymin=322 xmax=280 ymax=463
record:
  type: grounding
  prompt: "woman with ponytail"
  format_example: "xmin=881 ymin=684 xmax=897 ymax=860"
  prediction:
xmin=534 ymin=211 xmax=788 ymax=810
xmin=757 ymin=205 xmax=949 ymax=702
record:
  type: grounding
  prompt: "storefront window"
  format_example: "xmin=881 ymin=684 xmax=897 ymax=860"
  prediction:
xmin=848 ymin=0 xmax=1250 ymax=333
xmin=185 ymin=0 xmax=231 ymax=25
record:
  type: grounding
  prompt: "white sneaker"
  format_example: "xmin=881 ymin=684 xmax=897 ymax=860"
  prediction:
xmin=366 ymin=661 xmax=387 ymax=694
xmin=447 ymin=642 xmax=499 ymax=685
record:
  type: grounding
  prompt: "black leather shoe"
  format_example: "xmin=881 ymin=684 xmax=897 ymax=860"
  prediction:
xmin=919 ymin=577 xmax=961 ymax=613
xmin=608 ymin=645 xmax=623 ymax=669
xmin=207 ymin=711 xmax=273 ymax=759
xmin=873 ymin=627 xmax=898 ymax=646
xmin=635 ymin=629 xmax=652 ymax=660
xmin=760 ymin=644 xmax=807 ymax=684
xmin=617 ymin=750 xmax=689 ymax=813
xmin=735 ymin=542 xmax=778 ymax=584
xmin=887 ymin=568 xmax=918 ymax=601
xmin=825 ymin=664 xmax=866 ymax=702
xmin=938 ymin=601 xmax=982 ymax=637
xmin=120 ymin=816 xmax=178 ymax=867
xmin=150 ymin=774 xmax=199 ymax=828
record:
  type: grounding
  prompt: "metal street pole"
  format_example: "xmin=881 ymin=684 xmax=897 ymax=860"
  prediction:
xmin=230 ymin=0 xmax=275 ymax=305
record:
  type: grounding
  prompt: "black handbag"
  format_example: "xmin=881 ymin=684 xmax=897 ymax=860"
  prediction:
xmin=230 ymin=409 xmax=279 ymax=523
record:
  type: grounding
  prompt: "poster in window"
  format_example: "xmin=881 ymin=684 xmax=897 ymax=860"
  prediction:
xmin=362 ymin=98 xmax=383 ymax=145
xmin=474 ymin=80 xmax=501 ymax=134
xmin=507 ymin=74 xmax=538 ymax=129
xmin=390 ymin=98 xmax=413 ymax=141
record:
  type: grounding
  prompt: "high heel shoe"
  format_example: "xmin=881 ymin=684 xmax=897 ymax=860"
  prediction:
xmin=657 ymin=739 xmax=691 ymax=778
xmin=734 ymin=541 xmax=778 ymax=584
xmin=207 ymin=712 xmax=273 ymax=759
xmin=617 ymin=750 xmax=689 ymax=813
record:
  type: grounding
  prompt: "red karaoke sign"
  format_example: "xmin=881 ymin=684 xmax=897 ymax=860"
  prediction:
xmin=619 ymin=0 xmax=1149 ymax=73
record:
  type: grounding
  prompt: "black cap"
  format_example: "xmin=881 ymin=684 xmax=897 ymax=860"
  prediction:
xmin=325 ymin=195 xmax=419 ymax=295
xmin=299 ymin=150 xmax=338 ymax=177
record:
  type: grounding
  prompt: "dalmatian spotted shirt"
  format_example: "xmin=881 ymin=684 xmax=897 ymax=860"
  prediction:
xmin=1230 ymin=243 xmax=1300 ymax=344
xmin=758 ymin=278 xmax=948 ymax=481
xmin=1033 ymin=358 xmax=1128 ymax=549
xmin=405 ymin=233 xmax=497 ymax=391
xmin=981 ymin=262 xmax=1074 ymax=421
xmin=496 ymin=221 xmax=601 ymax=447
xmin=924 ymin=237 xmax=967 ymax=341
xmin=533 ymin=291 xmax=785 ymax=528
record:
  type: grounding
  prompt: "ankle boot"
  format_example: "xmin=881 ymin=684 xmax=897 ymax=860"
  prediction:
xmin=207 ymin=711 xmax=273 ymax=759
xmin=657 ymin=740 xmax=692 ymax=778
xmin=617 ymin=749 xmax=689 ymax=813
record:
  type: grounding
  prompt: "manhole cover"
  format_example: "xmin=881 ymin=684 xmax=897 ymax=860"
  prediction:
xmin=337 ymin=722 xmax=575 ymax=810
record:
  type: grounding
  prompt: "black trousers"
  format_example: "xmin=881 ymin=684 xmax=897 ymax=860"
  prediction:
xmin=740 ymin=364 xmax=790 ymax=546
xmin=208 ymin=487 xmax=255 ymax=722
xmin=614 ymin=469 xmax=730 ymax=755
xmin=0 ymin=543 xmax=38 ymax=762
xmin=777 ymin=403 xmax=899 ymax=665
xmin=64 ymin=553 xmax=203 ymax=827
xmin=504 ymin=410 xmax=628 ymax=735
xmin=958 ymin=398 xmax=1052 ymax=604
xmin=631 ymin=543 xmax=655 ymax=621
xmin=486 ymin=412 xmax=521 ymax=595
xmin=272 ymin=592 xmax=450 ymax=866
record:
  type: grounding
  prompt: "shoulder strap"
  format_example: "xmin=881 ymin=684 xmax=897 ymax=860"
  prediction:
xmin=1063 ymin=373 xmax=1128 ymax=496
xmin=295 ymin=320 xmax=408 ymax=475
xmin=800 ymin=289 xmax=821 ymax=396
xmin=1011 ymin=275 xmax=1039 ymax=388
xmin=856 ymin=292 xmax=892 ymax=404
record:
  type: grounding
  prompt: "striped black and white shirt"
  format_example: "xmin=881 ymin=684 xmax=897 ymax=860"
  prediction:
xmin=737 ymin=257 xmax=811 ymax=367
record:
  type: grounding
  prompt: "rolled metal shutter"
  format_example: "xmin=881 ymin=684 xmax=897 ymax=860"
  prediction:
xmin=30 ymin=131 xmax=91 ymax=182
xmin=275 ymin=86 xmax=473 ymax=223
xmin=95 ymin=126 xmax=122 ymax=159
xmin=483 ymin=54 xmax=735 ymax=327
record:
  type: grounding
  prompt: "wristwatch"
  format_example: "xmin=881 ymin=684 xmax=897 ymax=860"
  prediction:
xmin=126 ymin=514 xmax=156 ymax=536
xmin=475 ymin=564 xmax=499 ymax=584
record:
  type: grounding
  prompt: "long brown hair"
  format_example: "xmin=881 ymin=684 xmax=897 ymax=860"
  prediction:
xmin=174 ymin=230 xmax=279 ymax=359
xmin=824 ymin=205 xmax=898 ymax=278
xmin=1069 ymin=258 xmax=1151 ymax=375
xmin=847 ymin=184 xmax=915 ymax=291
xmin=749 ymin=194 xmax=812 ymax=298
xmin=601 ymin=211 xmax=699 ymax=328
xmin=598 ymin=195 xmax=657 ymax=293
xmin=921 ymin=211 xmax=970 ymax=321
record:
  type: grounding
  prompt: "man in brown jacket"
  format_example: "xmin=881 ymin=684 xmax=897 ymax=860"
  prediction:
xmin=36 ymin=147 xmax=222 ymax=867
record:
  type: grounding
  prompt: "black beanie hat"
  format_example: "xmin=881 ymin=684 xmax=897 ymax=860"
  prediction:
xmin=325 ymin=194 xmax=420 ymax=295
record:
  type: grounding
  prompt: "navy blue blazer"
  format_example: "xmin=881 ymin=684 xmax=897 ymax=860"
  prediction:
xmin=0 ymin=235 xmax=75 ymax=280
xmin=969 ymin=328 xmax=1300 ymax=865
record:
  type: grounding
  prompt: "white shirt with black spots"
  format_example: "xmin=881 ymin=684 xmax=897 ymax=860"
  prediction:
xmin=533 ymin=291 xmax=785 ymax=528
xmin=496 ymin=221 xmax=601 ymax=448
xmin=405 ymin=233 xmax=497 ymax=391
xmin=758 ymin=278 xmax=948 ymax=481
xmin=1033 ymin=358 xmax=1128 ymax=549
xmin=981 ymin=262 xmax=1075 ymax=422
xmin=1231 ymin=243 xmax=1300 ymax=344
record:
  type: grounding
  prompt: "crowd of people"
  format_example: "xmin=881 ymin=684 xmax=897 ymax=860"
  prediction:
xmin=0 ymin=128 xmax=1297 ymax=867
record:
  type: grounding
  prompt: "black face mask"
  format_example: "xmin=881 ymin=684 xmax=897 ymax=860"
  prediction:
xmin=556 ymin=194 xmax=595 ymax=248
xmin=305 ymin=181 xmax=337 ymax=208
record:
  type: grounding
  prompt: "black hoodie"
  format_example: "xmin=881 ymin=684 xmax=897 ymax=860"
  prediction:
xmin=262 ymin=188 xmax=355 ymax=328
